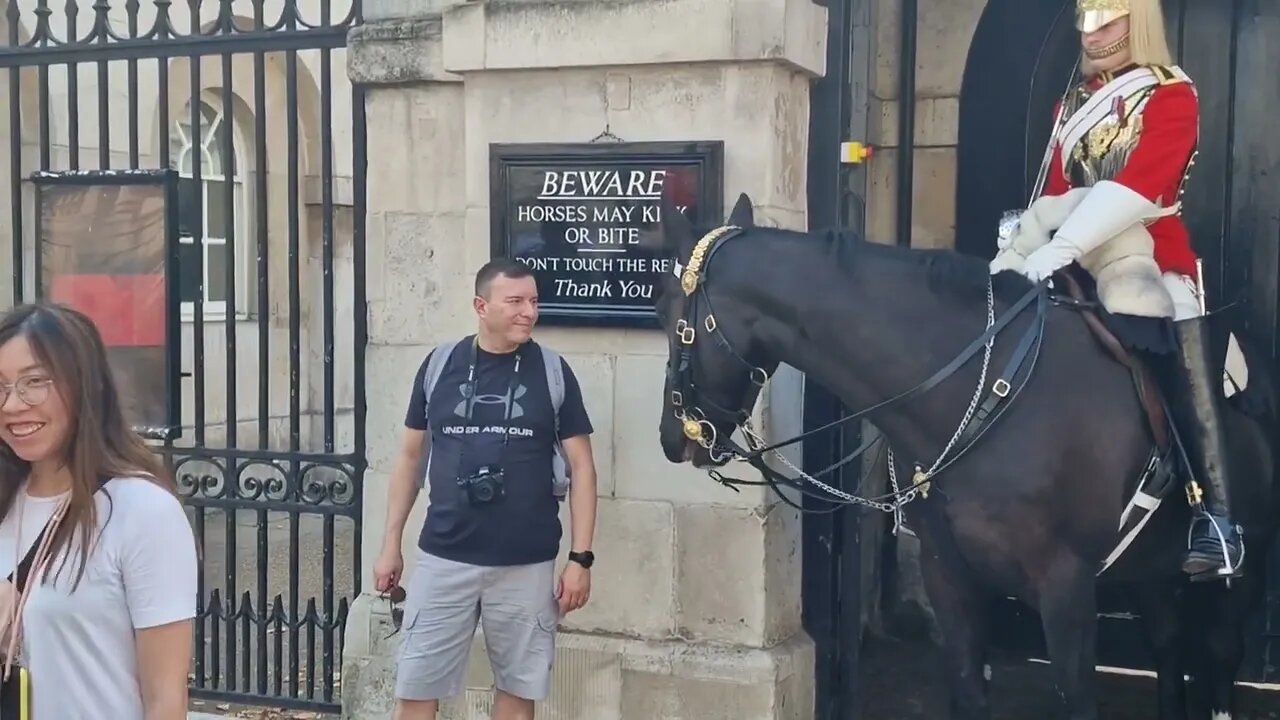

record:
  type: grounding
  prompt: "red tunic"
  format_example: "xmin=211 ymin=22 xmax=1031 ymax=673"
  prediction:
xmin=1042 ymin=69 xmax=1200 ymax=278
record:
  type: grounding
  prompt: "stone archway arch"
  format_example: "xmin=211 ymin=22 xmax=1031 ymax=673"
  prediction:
xmin=138 ymin=14 xmax=332 ymax=317
xmin=953 ymin=0 xmax=1078 ymax=261
xmin=146 ymin=40 xmax=325 ymax=179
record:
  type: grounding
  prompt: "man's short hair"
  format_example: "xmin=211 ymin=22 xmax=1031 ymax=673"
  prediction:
xmin=475 ymin=258 xmax=535 ymax=298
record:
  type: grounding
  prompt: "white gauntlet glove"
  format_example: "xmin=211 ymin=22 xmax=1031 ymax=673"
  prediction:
xmin=1019 ymin=180 xmax=1175 ymax=282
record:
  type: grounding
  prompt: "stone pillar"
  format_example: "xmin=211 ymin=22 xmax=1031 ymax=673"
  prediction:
xmin=342 ymin=1 xmax=826 ymax=717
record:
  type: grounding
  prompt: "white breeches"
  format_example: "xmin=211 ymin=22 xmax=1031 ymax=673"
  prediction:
xmin=1162 ymin=271 xmax=1203 ymax=320
xmin=1162 ymin=272 xmax=1248 ymax=396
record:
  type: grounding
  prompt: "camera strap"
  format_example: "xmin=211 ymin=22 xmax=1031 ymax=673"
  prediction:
xmin=456 ymin=336 xmax=522 ymax=475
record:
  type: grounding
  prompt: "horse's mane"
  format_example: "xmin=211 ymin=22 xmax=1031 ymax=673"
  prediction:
xmin=725 ymin=224 xmax=1034 ymax=305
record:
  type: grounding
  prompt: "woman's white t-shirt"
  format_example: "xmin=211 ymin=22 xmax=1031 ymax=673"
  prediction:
xmin=0 ymin=476 xmax=199 ymax=719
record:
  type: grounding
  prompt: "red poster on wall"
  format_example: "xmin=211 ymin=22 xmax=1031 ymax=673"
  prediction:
xmin=35 ymin=172 xmax=177 ymax=439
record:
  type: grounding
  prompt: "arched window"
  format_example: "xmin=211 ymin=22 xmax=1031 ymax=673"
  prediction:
xmin=170 ymin=99 xmax=244 ymax=317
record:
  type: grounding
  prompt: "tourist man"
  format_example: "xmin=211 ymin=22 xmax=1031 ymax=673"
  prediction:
xmin=373 ymin=258 xmax=598 ymax=720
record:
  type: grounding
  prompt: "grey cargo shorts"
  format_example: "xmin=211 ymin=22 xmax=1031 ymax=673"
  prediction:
xmin=393 ymin=549 xmax=561 ymax=701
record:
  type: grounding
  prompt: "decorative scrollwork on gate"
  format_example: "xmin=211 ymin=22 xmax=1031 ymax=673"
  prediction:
xmin=236 ymin=461 xmax=291 ymax=503
xmin=299 ymin=462 xmax=356 ymax=507
xmin=1 ymin=0 xmax=362 ymax=51
xmin=172 ymin=454 xmax=356 ymax=508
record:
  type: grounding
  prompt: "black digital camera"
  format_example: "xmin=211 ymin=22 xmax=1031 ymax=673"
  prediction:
xmin=458 ymin=465 xmax=505 ymax=505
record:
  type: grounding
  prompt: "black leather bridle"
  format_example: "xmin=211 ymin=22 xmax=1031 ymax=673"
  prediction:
xmin=665 ymin=225 xmax=770 ymax=461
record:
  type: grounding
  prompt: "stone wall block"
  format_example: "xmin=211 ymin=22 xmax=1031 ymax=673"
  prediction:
xmin=365 ymin=0 xmax=460 ymax=23
xmin=865 ymin=146 xmax=958 ymax=250
xmin=556 ymin=498 xmax=678 ymax=639
xmin=558 ymin=351 xmax=617 ymax=497
xmin=675 ymin=504 xmax=788 ymax=646
xmin=348 ymin=17 xmax=463 ymax=85
xmin=762 ymin=499 xmax=804 ymax=644
xmin=535 ymin=634 xmax=626 ymax=720
xmin=871 ymin=96 xmax=961 ymax=148
xmin=441 ymin=0 xmax=825 ymax=77
xmin=611 ymin=353 xmax=769 ymax=508
xmin=368 ymin=210 xmax=469 ymax=345
xmin=618 ymin=635 xmax=814 ymax=720
xmin=464 ymin=65 xmax=814 ymax=218
xmin=428 ymin=632 xmax=812 ymax=720
xmin=872 ymin=0 xmax=987 ymax=100
xmin=674 ymin=503 xmax=760 ymax=644
xmin=363 ymin=345 xmax=435 ymax=471
xmin=916 ymin=0 xmax=988 ymax=97
xmin=364 ymin=85 xmax=466 ymax=214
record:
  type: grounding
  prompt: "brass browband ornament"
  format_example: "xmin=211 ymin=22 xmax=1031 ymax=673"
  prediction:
xmin=681 ymin=225 xmax=741 ymax=296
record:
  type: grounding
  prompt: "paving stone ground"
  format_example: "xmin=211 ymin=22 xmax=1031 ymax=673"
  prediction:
xmin=858 ymin=632 xmax=1280 ymax=719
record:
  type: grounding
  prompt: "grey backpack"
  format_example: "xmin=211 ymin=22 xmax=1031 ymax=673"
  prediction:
xmin=418 ymin=338 xmax=571 ymax=500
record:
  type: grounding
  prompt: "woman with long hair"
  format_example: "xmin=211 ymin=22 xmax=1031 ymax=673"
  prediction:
xmin=0 ymin=302 xmax=197 ymax=718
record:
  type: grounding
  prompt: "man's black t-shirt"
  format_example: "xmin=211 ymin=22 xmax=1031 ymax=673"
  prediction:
xmin=404 ymin=336 xmax=593 ymax=567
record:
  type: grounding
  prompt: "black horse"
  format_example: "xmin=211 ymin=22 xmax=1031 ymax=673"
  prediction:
xmin=653 ymin=192 xmax=1279 ymax=720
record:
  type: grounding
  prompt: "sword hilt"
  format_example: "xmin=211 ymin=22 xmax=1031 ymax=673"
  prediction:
xmin=1195 ymin=259 xmax=1207 ymax=315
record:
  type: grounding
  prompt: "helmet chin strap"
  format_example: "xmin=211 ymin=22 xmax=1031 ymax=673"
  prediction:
xmin=1085 ymin=33 xmax=1131 ymax=60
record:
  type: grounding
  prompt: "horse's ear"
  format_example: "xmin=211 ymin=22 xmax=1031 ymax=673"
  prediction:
xmin=659 ymin=192 xmax=696 ymax=256
xmin=728 ymin=193 xmax=754 ymax=228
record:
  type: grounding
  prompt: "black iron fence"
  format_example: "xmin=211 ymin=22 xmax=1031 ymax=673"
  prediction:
xmin=1 ymin=0 xmax=366 ymax=712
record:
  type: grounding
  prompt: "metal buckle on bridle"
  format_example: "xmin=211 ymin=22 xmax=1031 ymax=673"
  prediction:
xmin=676 ymin=319 xmax=695 ymax=345
xmin=707 ymin=469 xmax=741 ymax=493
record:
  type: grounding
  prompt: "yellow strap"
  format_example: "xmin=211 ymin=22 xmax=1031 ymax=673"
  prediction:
xmin=19 ymin=667 xmax=30 ymax=719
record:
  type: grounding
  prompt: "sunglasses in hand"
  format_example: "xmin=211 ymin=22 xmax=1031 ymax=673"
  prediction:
xmin=381 ymin=584 xmax=406 ymax=639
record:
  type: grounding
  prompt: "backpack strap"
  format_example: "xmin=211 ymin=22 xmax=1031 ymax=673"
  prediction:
xmin=538 ymin=344 xmax=572 ymax=500
xmin=422 ymin=339 xmax=461 ymax=420
xmin=540 ymin=344 xmax=565 ymax=423
xmin=417 ymin=338 xmax=462 ymax=488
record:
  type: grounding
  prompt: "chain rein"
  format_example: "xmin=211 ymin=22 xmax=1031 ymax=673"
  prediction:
xmin=734 ymin=280 xmax=995 ymax=520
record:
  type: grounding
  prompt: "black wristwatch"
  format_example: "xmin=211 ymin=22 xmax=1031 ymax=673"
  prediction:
xmin=568 ymin=550 xmax=594 ymax=569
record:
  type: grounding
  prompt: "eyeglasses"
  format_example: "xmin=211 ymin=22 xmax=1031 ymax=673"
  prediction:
xmin=0 ymin=376 xmax=53 ymax=408
xmin=381 ymin=584 xmax=406 ymax=639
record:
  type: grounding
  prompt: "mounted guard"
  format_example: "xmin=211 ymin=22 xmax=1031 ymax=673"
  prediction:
xmin=990 ymin=0 xmax=1244 ymax=582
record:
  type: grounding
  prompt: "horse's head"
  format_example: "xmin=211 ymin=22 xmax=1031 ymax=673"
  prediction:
xmin=653 ymin=192 xmax=777 ymax=467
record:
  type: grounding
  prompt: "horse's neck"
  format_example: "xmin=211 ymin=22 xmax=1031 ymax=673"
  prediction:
xmin=762 ymin=261 xmax=995 ymax=460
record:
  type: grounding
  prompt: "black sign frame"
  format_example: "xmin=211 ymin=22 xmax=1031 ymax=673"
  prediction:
xmin=30 ymin=168 xmax=183 ymax=441
xmin=488 ymin=140 xmax=724 ymax=329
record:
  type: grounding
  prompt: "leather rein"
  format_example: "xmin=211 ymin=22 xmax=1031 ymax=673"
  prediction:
xmin=665 ymin=225 xmax=1053 ymax=515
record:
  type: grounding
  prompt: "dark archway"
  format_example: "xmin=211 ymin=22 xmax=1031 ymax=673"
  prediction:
xmin=956 ymin=0 xmax=1280 ymax=684
xmin=954 ymin=0 xmax=1077 ymax=260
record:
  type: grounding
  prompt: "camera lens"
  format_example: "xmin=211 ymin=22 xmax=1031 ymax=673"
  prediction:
xmin=474 ymin=483 xmax=494 ymax=502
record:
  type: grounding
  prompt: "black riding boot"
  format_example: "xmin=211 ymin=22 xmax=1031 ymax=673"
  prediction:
xmin=1162 ymin=315 xmax=1245 ymax=582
